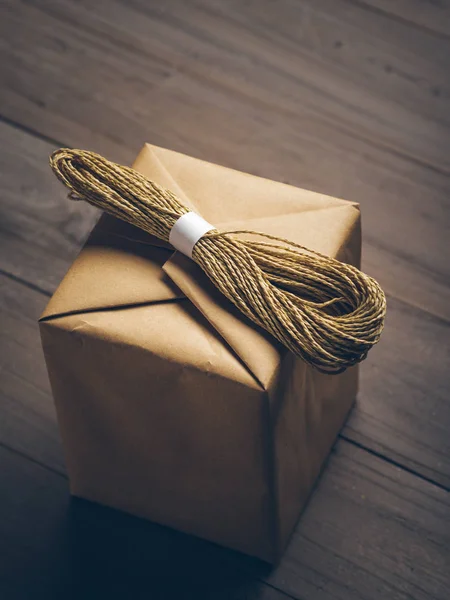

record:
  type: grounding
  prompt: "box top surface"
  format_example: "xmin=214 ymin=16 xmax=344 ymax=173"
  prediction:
xmin=41 ymin=143 xmax=360 ymax=389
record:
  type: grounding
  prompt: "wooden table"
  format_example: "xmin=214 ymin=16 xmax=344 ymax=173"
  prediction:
xmin=1 ymin=1 xmax=449 ymax=598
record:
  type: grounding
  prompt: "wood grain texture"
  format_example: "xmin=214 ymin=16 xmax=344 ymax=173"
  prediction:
xmin=0 ymin=272 xmax=64 ymax=474
xmin=348 ymin=0 xmax=450 ymax=39
xmin=343 ymin=295 xmax=450 ymax=488
xmin=2 ymin=0 xmax=449 ymax=164
xmin=268 ymin=440 xmax=450 ymax=600
xmin=1 ymin=435 xmax=448 ymax=600
xmin=0 ymin=120 xmax=99 ymax=294
xmin=1 ymin=0 xmax=449 ymax=318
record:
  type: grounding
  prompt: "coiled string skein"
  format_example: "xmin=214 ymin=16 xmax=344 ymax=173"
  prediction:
xmin=50 ymin=148 xmax=386 ymax=373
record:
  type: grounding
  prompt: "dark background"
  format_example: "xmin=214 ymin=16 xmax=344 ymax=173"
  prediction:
xmin=0 ymin=1 xmax=449 ymax=598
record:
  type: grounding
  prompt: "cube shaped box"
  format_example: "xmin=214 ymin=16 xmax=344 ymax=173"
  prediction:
xmin=40 ymin=144 xmax=360 ymax=562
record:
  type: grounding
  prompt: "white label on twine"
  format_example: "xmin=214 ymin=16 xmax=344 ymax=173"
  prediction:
xmin=169 ymin=212 xmax=215 ymax=259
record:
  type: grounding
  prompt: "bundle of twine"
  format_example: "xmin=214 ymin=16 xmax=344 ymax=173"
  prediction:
xmin=50 ymin=148 xmax=386 ymax=373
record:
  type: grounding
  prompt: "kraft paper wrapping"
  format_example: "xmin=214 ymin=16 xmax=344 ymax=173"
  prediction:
xmin=40 ymin=144 xmax=360 ymax=562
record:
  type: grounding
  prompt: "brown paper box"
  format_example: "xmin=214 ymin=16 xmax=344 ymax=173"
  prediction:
xmin=39 ymin=144 xmax=360 ymax=562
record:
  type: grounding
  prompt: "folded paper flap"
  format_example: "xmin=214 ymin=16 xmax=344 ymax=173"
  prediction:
xmin=94 ymin=211 xmax=172 ymax=251
xmin=217 ymin=205 xmax=361 ymax=257
xmin=40 ymin=214 xmax=184 ymax=321
xmin=42 ymin=143 xmax=360 ymax=386
xmin=164 ymin=206 xmax=361 ymax=388
xmin=163 ymin=254 xmax=284 ymax=389
xmin=143 ymin=143 xmax=356 ymax=224
xmin=133 ymin=144 xmax=200 ymax=212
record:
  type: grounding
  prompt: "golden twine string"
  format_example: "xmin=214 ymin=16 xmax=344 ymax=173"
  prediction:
xmin=50 ymin=148 xmax=386 ymax=373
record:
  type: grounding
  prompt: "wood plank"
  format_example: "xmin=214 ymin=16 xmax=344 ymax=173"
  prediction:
xmin=0 ymin=446 xmax=71 ymax=600
xmin=0 ymin=272 xmax=64 ymax=474
xmin=2 ymin=0 xmax=449 ymax=166
xmin=343 ymin=296 xmax=450 ymax=489
xmin=267 ymin=440 xmax=450 ymax=600
xmin=348 ymin=0 xmax=450 ymax=39
xmin=1 ymin=436 xmax=448 ymax=599
xmin=0 ymin=120 xmax=99 ymax=294
xmin=1 ymin=1 xmax=449 ymax=318
xmin=191 ymin=0 xmax=450 ymax=131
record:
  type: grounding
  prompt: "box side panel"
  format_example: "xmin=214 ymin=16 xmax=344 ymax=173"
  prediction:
xmin=269 ymin=209 xmax=361 ymax=558
xmin=270 ymin=358 xmax=357 ymax=556
xmin=39 ymin=311 xmax=273 ymax=561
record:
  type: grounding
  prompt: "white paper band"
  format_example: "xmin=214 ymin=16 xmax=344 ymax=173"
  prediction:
xmin=169 ymin=212 xmax=215 ymax=259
